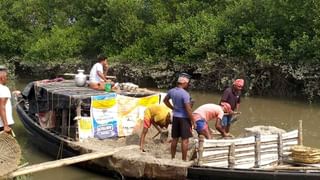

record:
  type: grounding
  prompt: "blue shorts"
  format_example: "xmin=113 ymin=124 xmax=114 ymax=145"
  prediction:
xmin=221 ymin=115 xmax=232 ymax=127
xmin=195 ymin=119 xmax=208 ymax=134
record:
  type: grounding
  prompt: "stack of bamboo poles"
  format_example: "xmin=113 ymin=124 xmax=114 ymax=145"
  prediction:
xmin=291 ymin=145 xmax=320 ymax=164
xmin=0 ymin=132 xmax=21 ymax=177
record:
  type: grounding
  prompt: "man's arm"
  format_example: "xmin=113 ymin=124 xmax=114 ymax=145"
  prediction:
xmin=215 ymin=118 xmax=227 ymax=137
xmin=163 ymin=95 xmax=173 ymax=110
xmin=185 ymin=103 xmax=195 ymax=125
xmin=97 ymin=71 xmax=107 ymax=82
xmin=0 ymin=98 xmax=11 ymax=133
xmin=151 ymin=121 xmax=162 ymax=133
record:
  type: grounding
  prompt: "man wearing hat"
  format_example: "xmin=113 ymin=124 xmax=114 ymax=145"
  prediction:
xmin=192 ymin=102 xmax=232 ymax=139
xmin=163 ymin=73 xmax=194 ymax=161
xmin=219 ymin=79 xmax=244 ymax=137
xmin=139 ymin=104 xmax=172 ymax=152
xmin=0 ymin=66 xmax=14 ymax=134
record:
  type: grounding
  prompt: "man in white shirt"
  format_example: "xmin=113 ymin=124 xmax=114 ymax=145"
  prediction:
xmin=0 ymin=66 xmax=14 ymax=133
xmin=89 ymin=54 xmax=112 ymax=91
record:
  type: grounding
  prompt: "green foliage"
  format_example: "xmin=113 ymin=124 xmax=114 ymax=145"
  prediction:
xmin=23 ymin=25 xmax=84 ymax=67
xmin=0 ymin=0 xmax=320 ymax=69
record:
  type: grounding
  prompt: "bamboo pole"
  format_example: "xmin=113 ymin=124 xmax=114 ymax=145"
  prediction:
xmin=298 ymin=120 xmax=303 ymax=146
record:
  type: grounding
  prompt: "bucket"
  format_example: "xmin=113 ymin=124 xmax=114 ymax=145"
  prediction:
xmin=105 ymin=83 xmax=111 ymax=92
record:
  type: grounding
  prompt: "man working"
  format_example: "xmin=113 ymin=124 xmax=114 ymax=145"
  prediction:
xmin=192 ymin=102 xmax=232 ymax=139
xmin=139 ymin=104 xmax=172 ymax=152
xmin=89 ymin=54 xmax=113 ymax=91
xmin=164 ymin=73 xmax=194 ymax=161
xmin=0 ymin=66 xmax=14 ymax=134
xmin=220 ymin=79 xmax=244 ymax=136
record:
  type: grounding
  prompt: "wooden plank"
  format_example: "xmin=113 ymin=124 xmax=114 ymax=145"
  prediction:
xmin=228 ymin=143 xmax=235 ymax=168
xmin=8 ymin=145 xmax=137 ymax=178
xmin=254 ymin=133 xmax=261 ymax=168
xmin=203 ymin=136 xmax=255 ymax=147
xmin=283 ymin=130 xmax=298 ymax=139
xmin=298 ymin=120 xmax=303 ymax=145
xmin=278 ymin=133 xmax=283 ymax=165
xmin=9 ymin=151 xmax=113 ymax=177
xmin=197 ymin=135 xmax=205 ymax=165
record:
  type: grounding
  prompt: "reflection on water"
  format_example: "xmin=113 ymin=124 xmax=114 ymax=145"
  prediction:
xmin=11 ymin=79 xmax=320 ymax=179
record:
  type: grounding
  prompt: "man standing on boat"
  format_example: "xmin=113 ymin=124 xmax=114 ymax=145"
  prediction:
xmin=0 ymin=66 xmax=14 ymax=134
xmin=220 ymin=79 xmax=244 ymax=137
xmin=164 ymin=73 xmax=194 ymax=161
xmin=139 ymin=104 xmax=172 ymax=152
xmin=89 ymin=54 xmax=113 ymax=91
xmin=192 ymin=102 xmax=232 ymax=139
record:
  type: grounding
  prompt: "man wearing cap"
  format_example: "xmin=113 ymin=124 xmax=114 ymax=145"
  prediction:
xmin=192 ymin=102 xmax=232 ymax=139
xmin=219 ymin=79 xmax=244 ymax=136
xmin=139 ymin=104 xmax=172 ymax=152
xmin=163 ymin=73 xmax=194 ymax=161
xmin=0 ymin=67 xmax=14 ymax=134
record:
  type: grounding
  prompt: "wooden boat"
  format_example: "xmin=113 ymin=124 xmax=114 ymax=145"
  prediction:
xmin=16 ymin=79 xmax=192 ymax=179
xmin=15 ymin=79 xmax=320 ymax=179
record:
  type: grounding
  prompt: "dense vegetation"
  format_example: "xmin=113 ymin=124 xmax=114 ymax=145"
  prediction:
xmin=0 ymin=0 xmax=320 ymax=101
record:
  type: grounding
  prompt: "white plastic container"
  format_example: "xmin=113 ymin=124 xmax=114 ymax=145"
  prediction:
xmin=75 ymin=69 xmax=87 ymax=87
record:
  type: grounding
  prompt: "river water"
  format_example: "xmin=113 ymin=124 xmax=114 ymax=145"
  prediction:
xmin=11 ymin=79 xmax=320 ymax=179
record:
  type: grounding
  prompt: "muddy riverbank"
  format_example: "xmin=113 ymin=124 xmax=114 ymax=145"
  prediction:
xmin=13 ymin=58 xmax=320 ymax=103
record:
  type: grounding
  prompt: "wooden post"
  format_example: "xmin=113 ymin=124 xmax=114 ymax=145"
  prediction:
xmin=277 ymin=132 xmax=283 ymax=165
xmin=197 ymin=135 xmax=205 ymax=166
xmin=61 ymin=109 xmax=68 ymax=136
xmin=74 ymin=100 xmax=82 ymax=141
xmin=254 ymin=133 xmax=261 ymax=168
xmin=298 ymin=120 xmax=303 ymax=146
xmin=228 ymin=143 xmax=235 ymax=168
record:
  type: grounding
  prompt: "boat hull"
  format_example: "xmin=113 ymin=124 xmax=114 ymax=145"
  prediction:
xmin=188 ymin=165 xmax=320 ymax=180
